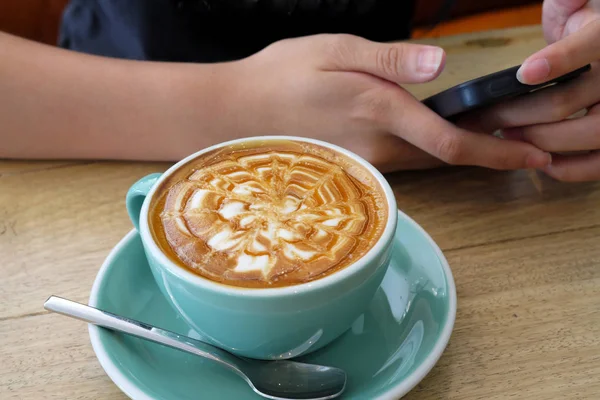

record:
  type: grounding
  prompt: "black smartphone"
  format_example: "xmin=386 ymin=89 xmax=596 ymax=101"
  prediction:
xmin=422 ymin=64 xmax=592 ymax=120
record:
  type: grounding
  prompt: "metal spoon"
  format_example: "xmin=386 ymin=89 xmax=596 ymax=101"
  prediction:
xmin=44 ymin=296 xmax=346 ymax=400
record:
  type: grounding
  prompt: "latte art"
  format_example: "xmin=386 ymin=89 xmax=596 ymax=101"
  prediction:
xmin=150 ymin=140 xmax=387 ymax=288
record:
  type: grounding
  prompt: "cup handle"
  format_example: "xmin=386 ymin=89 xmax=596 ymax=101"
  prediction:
xmin=126 ymin=173 xmax=162 ymax=231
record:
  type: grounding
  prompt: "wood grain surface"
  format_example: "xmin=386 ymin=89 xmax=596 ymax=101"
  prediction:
xmin=2 ymin=26 xmax=600 ymax=399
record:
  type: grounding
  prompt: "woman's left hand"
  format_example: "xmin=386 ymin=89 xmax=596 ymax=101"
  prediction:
xmin=461 ymin=0 xmax=600 ymax=182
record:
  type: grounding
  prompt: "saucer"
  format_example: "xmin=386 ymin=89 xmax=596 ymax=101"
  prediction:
xmin=89 ymin=211 xmax=456 ymax=400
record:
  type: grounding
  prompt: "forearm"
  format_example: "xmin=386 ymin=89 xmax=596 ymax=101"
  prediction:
xmin=0 ymin=32 xmax=258 ymax=161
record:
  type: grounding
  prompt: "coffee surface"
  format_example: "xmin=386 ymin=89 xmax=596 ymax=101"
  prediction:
xmin=149 ymin=139 xmax=388 ymax=288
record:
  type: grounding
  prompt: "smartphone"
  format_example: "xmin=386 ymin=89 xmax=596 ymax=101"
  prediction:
xmin=422 ymin=64 xmax=592 ymax=120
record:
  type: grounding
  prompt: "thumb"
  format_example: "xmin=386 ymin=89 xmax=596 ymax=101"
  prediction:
xmin=326 ymin=35 xmax=446 ymax=84
xmin=516 ymin=19 xmax=600 ymax=85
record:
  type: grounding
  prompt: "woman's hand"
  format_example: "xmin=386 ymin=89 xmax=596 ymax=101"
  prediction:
xmin=237 ymin=34 xmax=551 ymax=173
xmin=0 ymin=31 xmax=551 ymax=171
xmin=468 ymin=0 xmax=600 ymax=182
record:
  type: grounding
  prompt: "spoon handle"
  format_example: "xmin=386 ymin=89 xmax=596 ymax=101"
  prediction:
xmin=43 ymin=296 xmax=246 ymax=377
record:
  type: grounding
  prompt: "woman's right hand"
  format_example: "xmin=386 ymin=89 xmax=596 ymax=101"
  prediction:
xmin=235 ymin=34 xmax=551 ymax=173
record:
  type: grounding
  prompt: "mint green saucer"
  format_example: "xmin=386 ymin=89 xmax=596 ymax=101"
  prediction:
xmin=88 ymin=211 xmax=456 ymax=400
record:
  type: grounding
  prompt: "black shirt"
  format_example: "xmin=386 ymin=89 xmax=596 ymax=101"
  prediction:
xmin=59 ymin=0 xmax=416 ymax=62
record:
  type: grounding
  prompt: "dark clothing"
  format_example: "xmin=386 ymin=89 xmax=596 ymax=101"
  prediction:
xmin=59 ymin=0 xmax=416 ymax=62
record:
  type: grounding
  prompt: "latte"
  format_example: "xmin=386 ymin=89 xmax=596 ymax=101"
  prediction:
xmin=149 ymin=139 xmax=388 ymax=288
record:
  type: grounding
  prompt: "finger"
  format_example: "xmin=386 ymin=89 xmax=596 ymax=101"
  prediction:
xmin=459 ymin=64 xmax=600 ymax=133
xmin=502 ymin=112 xmax=600 ymax=152
xmin=364 ymin=134 xmax=444 ymax=173
xmin=384 ymin=90 xmax=552 ymax=170
xmin=541 ymin=0 xmax=588 ymax=42
xmin=323 ymin=34 xmax=446 ymax=84
xmin=543 ymin=151 xmax=600 ymax=182
xmin=517 ymin=19 xmax=600 ymax=84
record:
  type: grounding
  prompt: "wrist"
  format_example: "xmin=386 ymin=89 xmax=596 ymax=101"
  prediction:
xmin=138 ymin=59 xmax=267 ymax=159
xmin=175 ymin=58 xmax=276 ymax=143
xmin=172 ymin=61 xmax=246 ymax=143
xmin=223 ymin=56 xmax=282 ymax=136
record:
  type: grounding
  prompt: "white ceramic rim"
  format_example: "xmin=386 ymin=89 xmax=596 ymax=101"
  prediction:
xmin=88 ymin=210 xmax=457 ymax=400
xmin=137 ymin=135 xmax=398 ymax=297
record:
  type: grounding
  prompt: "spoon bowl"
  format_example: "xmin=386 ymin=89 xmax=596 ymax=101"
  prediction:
xmin=244 ymin=360 xmax=347 ymax=400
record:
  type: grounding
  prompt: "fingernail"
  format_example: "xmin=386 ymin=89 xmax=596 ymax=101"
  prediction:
xmin=417 ymin=47 xmax=444 ymax=75
xmin=517 ymin=58 xmax=550 ymax=84
xmin=526 ymin=152 xmax=552 ymax=169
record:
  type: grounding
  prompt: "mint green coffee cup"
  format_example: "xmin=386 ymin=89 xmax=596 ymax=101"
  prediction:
xmin=126 ymin=136 xmax=398 ymax=360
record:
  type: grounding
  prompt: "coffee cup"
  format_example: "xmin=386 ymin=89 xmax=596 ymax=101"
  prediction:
xmin=126 ymin=136 xmax=398 ymax=360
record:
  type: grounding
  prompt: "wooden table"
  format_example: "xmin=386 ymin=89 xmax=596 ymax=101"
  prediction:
xmin=2 ymin=25 xmax=600 ymax=399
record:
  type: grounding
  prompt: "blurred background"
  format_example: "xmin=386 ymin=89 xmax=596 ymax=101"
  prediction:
xmin=0 ymin=0 xmax=542 ymax=45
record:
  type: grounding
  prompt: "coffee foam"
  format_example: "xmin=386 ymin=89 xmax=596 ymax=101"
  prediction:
xmin=150 ymin=140 xmax=387 ymax=288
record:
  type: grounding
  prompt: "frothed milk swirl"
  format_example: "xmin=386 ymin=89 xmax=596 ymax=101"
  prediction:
xmin=149 ymin=140 xmax=388 ymax=288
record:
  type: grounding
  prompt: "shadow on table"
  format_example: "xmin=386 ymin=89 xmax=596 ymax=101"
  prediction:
xmin=385 ymin=166 xmax=600 ymax=206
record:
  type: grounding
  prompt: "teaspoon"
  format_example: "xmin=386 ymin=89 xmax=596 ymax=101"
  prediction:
xmin=44 ymin=296 xmax=346 ymax=400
